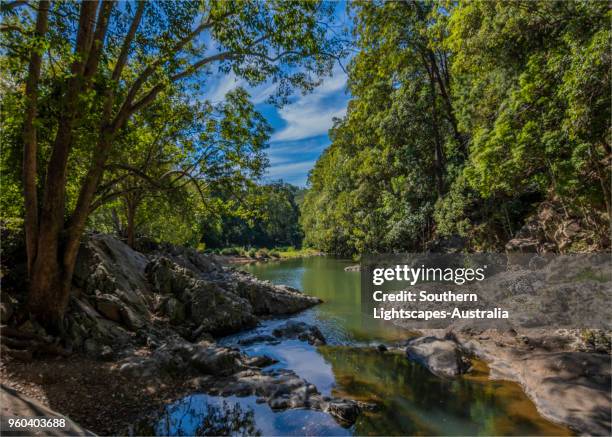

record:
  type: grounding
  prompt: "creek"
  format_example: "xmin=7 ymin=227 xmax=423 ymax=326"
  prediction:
xmin=148 ymin=256 xmax=571 ymax=436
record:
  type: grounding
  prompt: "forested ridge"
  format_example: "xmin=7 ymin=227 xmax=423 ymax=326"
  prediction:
xmin=301 ymin=0 xmax=611 ymax=256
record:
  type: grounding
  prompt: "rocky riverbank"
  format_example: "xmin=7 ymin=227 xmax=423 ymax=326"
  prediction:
xmin=0 ymin=234 xmax=361 ymax=434
xmin=396 ymin=328 xmax=611 ymax=436
xmin=456 ymin=328 xmax=611 ymax=436
xmin=1 ymin=233 xmax=610 ymax=435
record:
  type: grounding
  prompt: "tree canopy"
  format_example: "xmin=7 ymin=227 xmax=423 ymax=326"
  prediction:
xmin=301 ymin=0 xmax=610 ymax=255
xmin=0 ymin=0 xmax=344 ymax=328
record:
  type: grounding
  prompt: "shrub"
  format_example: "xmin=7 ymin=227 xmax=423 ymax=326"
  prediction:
xmin=220 ymin=247 xmax=240 ymax=256
xmin=255 ymin=248 xmax=269 ymax=258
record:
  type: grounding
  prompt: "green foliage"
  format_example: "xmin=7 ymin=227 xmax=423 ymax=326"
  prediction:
xmin=449 ymin=0 xmax=610 ymax=208
xmin=88 ymin=86 xmax=271 ymax=246
xmin=302 ymin=0 xmax=610 ymax=255
xmin=1 ymin=0 xmax=345 ymax=252
xmin=201 ymin=181 xmax=303 ymax=249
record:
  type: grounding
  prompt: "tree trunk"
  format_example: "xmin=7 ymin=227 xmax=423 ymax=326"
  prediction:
xmin=22 ymin=0 xmax=49 ymax=275
xmin=27 ymin=257 xmax=69 ymax=334
xmin=425 ymin=63 xmax=446 ymax=196
xmin=427 ymin=50 xmax=466 ymax=156
xmin=127 ymin=213 xmax=135 ymax=248
xmin=26 ymin=1 xmax=101 ymax=332
xmin=126 ymin=195 xmax=138 ymax=248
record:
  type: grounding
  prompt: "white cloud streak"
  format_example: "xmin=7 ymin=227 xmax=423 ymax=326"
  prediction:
xmin=205 ymin=71 xmax=276 ymax=105
xmin=271 ymin=68 xmax=348 ymax=142
xmin=265 ymin=160 xmax=316 ymax=179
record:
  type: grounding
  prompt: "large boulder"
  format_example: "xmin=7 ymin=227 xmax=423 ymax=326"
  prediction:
xmin=72 ymin=234 xmax=151 ymax=335
xmin=146 ymin=256 xmax=257 ymax=335
xmin=74 ymin=234 xmax=150 ymax=307
xmin=64 ymin=234 xmax=322 ymax=353
xmin=231 ymin=272 xmax=321 ymax=315
xmin=146 ymin=253 xmax=319 ymax=335
xmin=405 ymin=336 xmax=471 ymax=378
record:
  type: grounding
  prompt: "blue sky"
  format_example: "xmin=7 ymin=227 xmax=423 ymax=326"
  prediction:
xmin=203 ymin=62 xmax=350 ymax=187
xmin=200 ymin=2 xmax=353 ymax=187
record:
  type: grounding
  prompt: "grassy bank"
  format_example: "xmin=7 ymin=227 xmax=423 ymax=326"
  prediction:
xmin=205 ymin=246 xmax=322 ymax=261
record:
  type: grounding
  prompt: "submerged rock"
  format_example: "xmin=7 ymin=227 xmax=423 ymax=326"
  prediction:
xmin=326 ymin=399 xmax=362 ymax=426
xmin=405 ymin=336 xmax=471 ymax=377
xmin=244 ymin=354 xmax=278 ymax=368
xmin=198 ymin=368 xmax=362 ymax=426
xmin=272 ymin=321 xmax=327 ymax=345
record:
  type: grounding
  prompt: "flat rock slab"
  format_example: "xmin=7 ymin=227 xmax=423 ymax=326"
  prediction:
xmin=518 ymin=352 xmax=611 ymax=436
xmin=456 ymin=329 xmax=612 ymax=436
xmin=0 ymin=384 xmax=93 ymax=436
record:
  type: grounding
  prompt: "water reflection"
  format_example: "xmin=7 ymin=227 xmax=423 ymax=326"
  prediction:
xmin=319 ymin=346 xmax=571 ymax=436
xmin=150 ymin=395 xmax=350 ymax=436
xmin=155 ymin=396 xmax=260 ymax=436
xmin=243 ymin=257 xmax=408 ymax=343
xmin=149 ymin=257 xmax=573 ymax=436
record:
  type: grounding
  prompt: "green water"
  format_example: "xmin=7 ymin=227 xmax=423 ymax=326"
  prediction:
xmin=243 ymin=256 xmax=409 ymax=344
xmin=150 ymin=256 xmax=571 ymax=436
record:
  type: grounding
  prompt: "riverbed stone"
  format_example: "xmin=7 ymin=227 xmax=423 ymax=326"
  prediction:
xmin=272 ymin=321 xmax=327 ymax=345
xmin=326 ymin=399 xmax=362 ymax=426
xmin=238 ymin=334 xmax=279 ymax=345
xmin=245 ymin=354 xmax=278 ymax=368
xmin=201 ymin=367 xmax=363 ymax=426
xmin=405 ymin=336 xmax=471 ymax=377
xmin=189 ymin=345 xmax=243 ymax=376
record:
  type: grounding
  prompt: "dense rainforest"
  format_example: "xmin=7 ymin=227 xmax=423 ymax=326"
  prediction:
xmin=301 ymin=0 xmax=611 ymax=256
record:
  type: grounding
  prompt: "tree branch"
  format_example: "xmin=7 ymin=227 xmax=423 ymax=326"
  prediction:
xmin=112 ymin=0 xmax=145 ymax=81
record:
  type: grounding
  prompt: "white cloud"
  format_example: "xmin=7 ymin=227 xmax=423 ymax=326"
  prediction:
xmin=205 ymin=71 xmax=276 ymax=105
xmin=271 ymin=67 xmax=348 ymax=142
xmin=205 ymin=72 xmax=241 ymax=103
xmin=265 ymin=160 xmax=316 ymax=179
